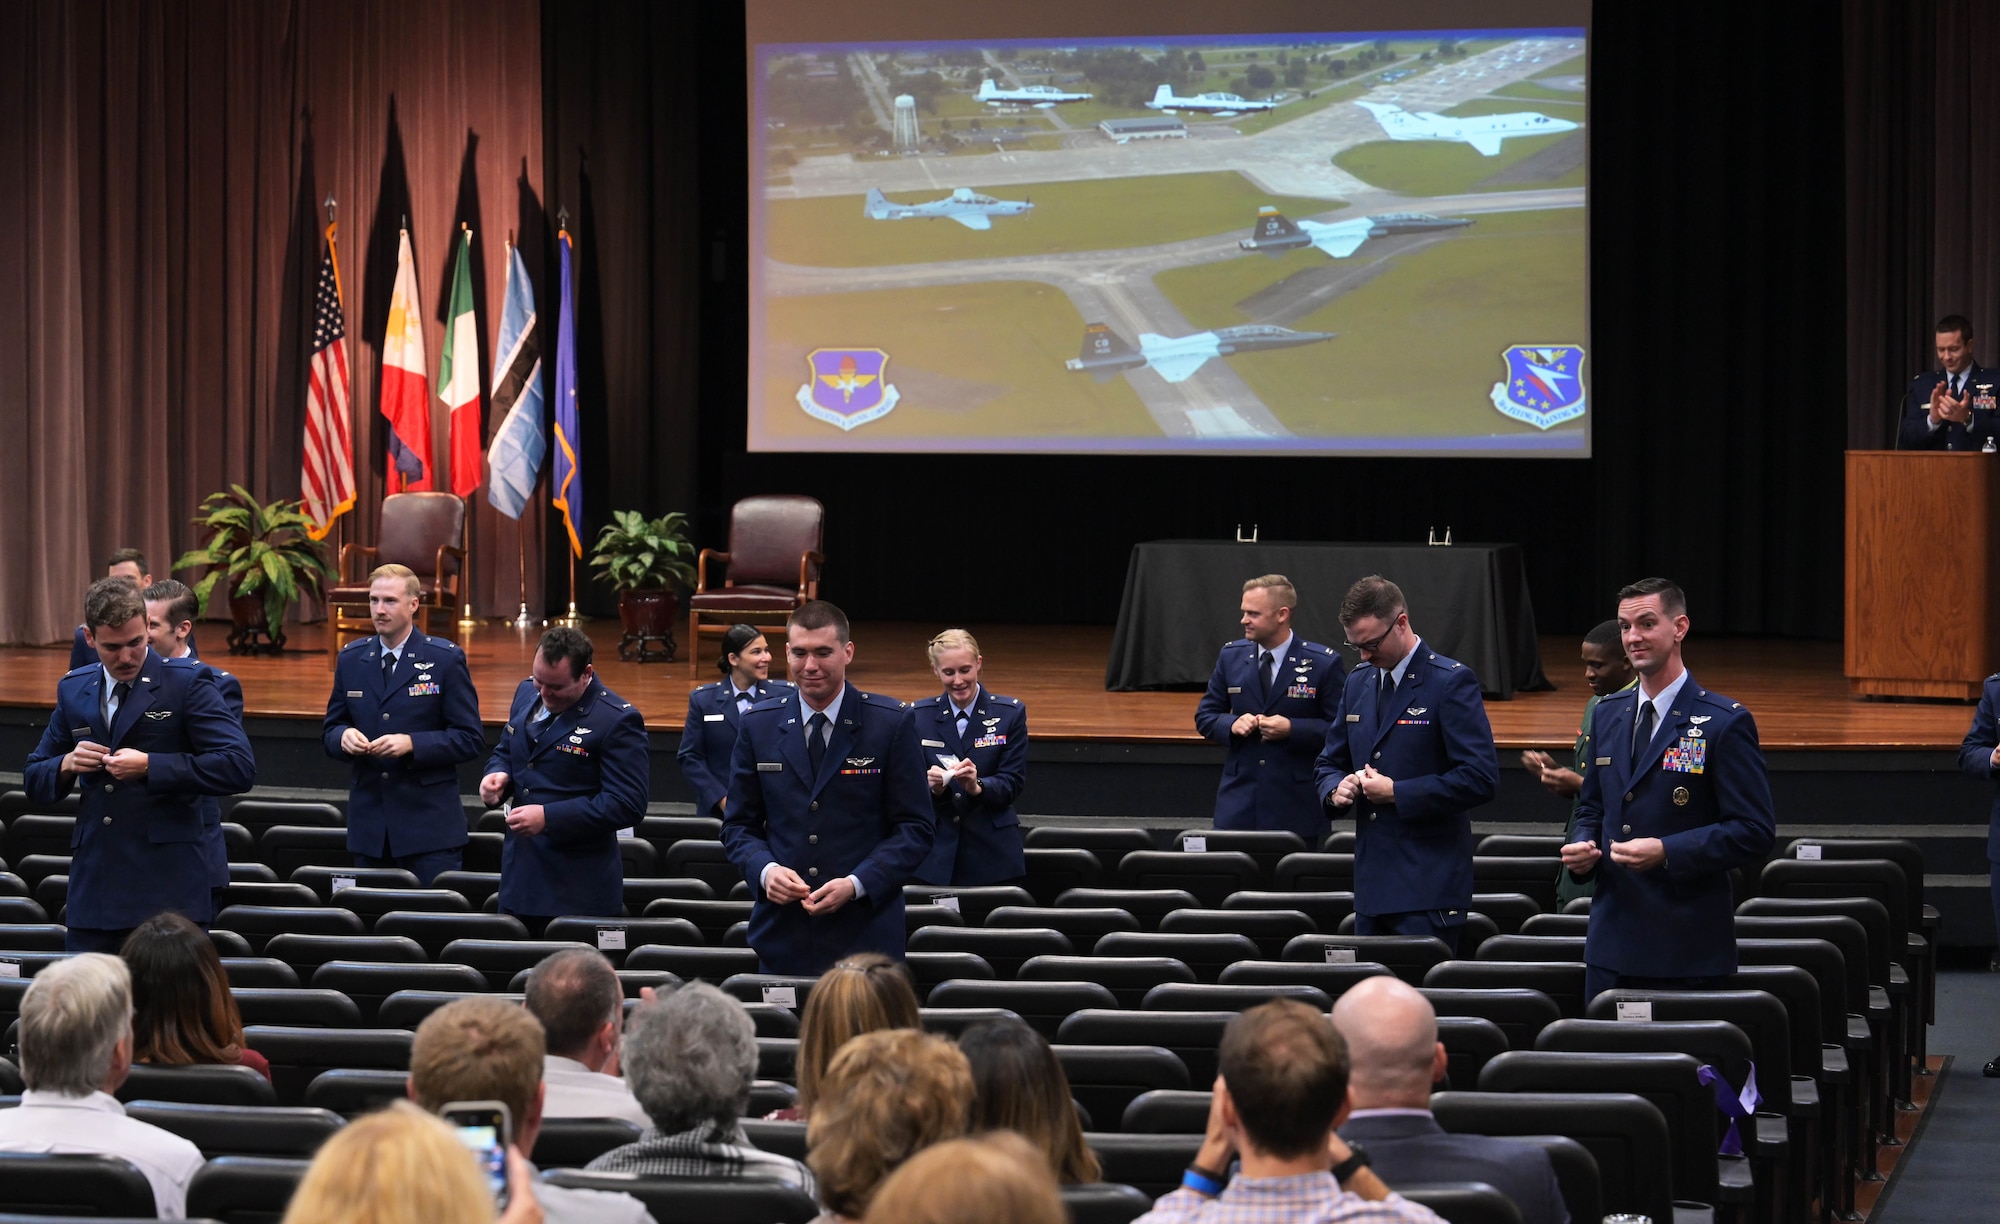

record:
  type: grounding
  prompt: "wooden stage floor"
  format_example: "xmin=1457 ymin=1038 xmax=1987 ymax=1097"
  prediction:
xmin=0 ymin=622 xmax=1978 ymax=752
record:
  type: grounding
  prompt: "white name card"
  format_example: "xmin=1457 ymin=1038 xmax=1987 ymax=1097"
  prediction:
xmin=1323 ymin=947 xmax=1357 ymax=963
xmin=597 ymin=927 xmax=627 ymax=951
xmin=0 ymin=960 xmax=18 ymax=980
xmin=1616 ymin=1000 xmax=1654 ymax=1023
xmin=1796 ymin=844 xmax=1823 ymax=860
xmin=331 ymin=876 xmax=357 ymax=894
xmin=935 ymin=895 xmax=961 ymax=914
xmin=1183 ymin=836 xmax=1208 ymax=853
xmin=763 ymin=985 xmax=798 ymax=1008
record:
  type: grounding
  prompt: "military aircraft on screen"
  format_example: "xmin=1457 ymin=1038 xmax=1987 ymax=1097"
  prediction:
xmin=1238 ymin=206 xmax=1473 ymax=259
xmin=1355 ymin=99 xmax=1577 ymax=156
xmin=1064 ymin=321 xmax=1332 ymax=384
xmin=1145 ymin=83 xmax=1280 ymax=116
xmin=863 ymin=187 xmax=1032 ymax=230
xmin=976 ymin=78 xmax=1092 ymax=107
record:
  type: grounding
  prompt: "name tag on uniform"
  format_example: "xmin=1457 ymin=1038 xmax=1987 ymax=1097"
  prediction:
xmin=1595 ymin=756 xmax=1612 ymax=766
xmin=757 ymin=762 xmax=783 ymax=772
xmin=922 ymin=739 xmax=947 ymax=748
xmin=347 ymin=690 xmax=364 ymax=698
xmin=703 ymin=713 xmax=726 ymax=722
xmin=71 ymin=726 xmax=92 ymax=739
xmin=1227 ymin=687 xmax=1242 ymax=694
xmin=1346 ymin=714 xmax=1362 ymax=722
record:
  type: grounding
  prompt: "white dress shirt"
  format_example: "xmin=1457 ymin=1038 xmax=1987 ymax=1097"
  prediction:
xmin=1634 ymin=668 xmax=1691 ymax=752
xmin=541 ymin=1054 xmax=653 ymax=1129
xmin=0 ymin=1090 xmax=205 ymax=1219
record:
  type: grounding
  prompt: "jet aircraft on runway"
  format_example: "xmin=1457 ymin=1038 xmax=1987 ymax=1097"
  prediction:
xmin=977 ymin=79 xmax=1092 ymax=107
xmin=863 ymin=187 xmax=1032 ymax=231
xmin=1355 ymin=99 xmax=1577 ymax=155
xmin=1065 ymin=322 xmax=1333 ymax=384
xmin=1238 ymin=207 xmax=1473 ymax=259
xmin=1145 ymin=84 xmax=1279 ymax=116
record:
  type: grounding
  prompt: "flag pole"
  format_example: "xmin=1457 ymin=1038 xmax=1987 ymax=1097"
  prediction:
xmin=457 ymin=222 xmax=478 ymax=629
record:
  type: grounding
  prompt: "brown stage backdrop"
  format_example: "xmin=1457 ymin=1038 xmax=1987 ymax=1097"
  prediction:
xmin=0 ymin=0 xmax=546 ymax=645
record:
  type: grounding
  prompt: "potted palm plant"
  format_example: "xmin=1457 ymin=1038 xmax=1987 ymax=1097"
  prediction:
xmin=590 ymin=509 xmax=697 ymax=662
xmin=172 ymin=485 xmax=335 ymax=654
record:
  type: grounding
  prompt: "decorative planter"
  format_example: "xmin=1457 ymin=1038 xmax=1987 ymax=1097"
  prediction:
xmin=617 ymin=588 xmax=679 ymax=663
xmin=227 ymin=591 xmax=286 ymax=655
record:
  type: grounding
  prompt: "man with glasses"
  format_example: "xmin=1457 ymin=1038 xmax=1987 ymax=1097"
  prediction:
xmin=1195 ymin=575 xmax=1346 ymax=843
xmin=1314 ymin=576 xmax=1497 ymax=954
xmin=481 ymin=627 xmax=650 ymax=928
xmin=1560 ymin=578 xmax=1775 ymax=1003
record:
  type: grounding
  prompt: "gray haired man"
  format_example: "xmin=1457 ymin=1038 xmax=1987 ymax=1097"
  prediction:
xmin=0 ymin=954 xmax=204 ymax=1218
xmin=586 ymin=980 xmax=815 ymax=1191
xmin=525 ymin=948 xmax=650 ymax=1128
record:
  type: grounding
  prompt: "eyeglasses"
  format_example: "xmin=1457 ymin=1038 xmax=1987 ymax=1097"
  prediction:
xmin=1342 ymin=617 xmax=1401 ymax=654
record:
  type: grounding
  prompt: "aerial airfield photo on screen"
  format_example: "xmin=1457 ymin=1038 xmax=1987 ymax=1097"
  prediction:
xmin=752 ymin=31 xmax=1588 ymax=455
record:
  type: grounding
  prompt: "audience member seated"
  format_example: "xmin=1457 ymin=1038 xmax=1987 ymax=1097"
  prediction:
xmin=959 ymin=1017 xmax=1101 ymax=1184
xmin=775 ymin=952 xmax=921 ymax=1122
xmin=864 ymin=1131 xmax=1065 ymax=1224
xmin=0 ymin=954 xmax=205 ymax=1219
xmin=281 ymin=1099 xmax=542 ymax=1224
xmin=807 ymin=1028 xmax=973 ymax=1224
xmin=524 ymin=948 xmax=649 ymax=1128
xmin=1332 ymin=977 xmax=1567 ymax=1224
xmin=409 ymin=996 xmax=654 ymax=1224
xmin=122 ymin=911 xmax=271 ymax=1080
xmin=585 ymin=980 xmax=817 ymax=1191
xmin=1134 ymin=1000 xmax=1438 ymax=1224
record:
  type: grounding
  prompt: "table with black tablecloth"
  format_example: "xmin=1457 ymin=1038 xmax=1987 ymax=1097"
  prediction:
xmin=1105 ymin=540 xmax=1552 ymax=698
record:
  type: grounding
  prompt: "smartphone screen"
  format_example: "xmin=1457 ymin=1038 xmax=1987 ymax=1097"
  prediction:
xmin=443 ymin=1101 xmax=511 ymax=1209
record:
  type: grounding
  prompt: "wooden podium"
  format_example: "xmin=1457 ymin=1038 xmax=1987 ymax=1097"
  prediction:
xmin=1845 ymin=450 xmax=2000 ymax=698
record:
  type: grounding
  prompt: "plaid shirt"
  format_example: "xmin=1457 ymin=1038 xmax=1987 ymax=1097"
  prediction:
xmin=585 ymin=1119 xmax=817 ymax=1196
xmin=1137 ymin=1172 xmax=1442 ymax=1224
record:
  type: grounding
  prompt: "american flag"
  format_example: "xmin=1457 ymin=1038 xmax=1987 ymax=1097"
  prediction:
xmin=302 ymin=224 xmax=356 ymax=539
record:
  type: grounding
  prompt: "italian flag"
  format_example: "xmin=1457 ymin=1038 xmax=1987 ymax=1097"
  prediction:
xmin=442 ymin=228 xmax=482 ymax=498
xmin=379 ymin=228 xmax=433 ymax=491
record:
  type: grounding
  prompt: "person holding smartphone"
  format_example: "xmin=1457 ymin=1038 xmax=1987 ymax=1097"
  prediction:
xmin=910 ymin=629 xmax=1028 ymax=887
xmin=679 ymin=624 xmax=793 ymax=816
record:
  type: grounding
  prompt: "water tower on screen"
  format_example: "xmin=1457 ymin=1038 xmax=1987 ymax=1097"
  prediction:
xmin=893 ymin=95 xmax=920 ymax=152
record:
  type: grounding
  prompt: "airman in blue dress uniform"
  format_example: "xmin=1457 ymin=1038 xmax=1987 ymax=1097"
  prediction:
xmin=678 ymin=623 xmax=792 ymax=817
xmin=910 ymin=628 xmax=1028 ymax=887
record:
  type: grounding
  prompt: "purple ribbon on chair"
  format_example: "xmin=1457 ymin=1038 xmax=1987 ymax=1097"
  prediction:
xmin=1696 ymin=1062 xmax=1761 ymax=1156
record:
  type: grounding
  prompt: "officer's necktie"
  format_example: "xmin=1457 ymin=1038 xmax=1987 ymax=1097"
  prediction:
xmin=527 ymin=701 xmax=550 ymax=748
xmin=1255 ymin=651 xmax=1274 ymax=703
xmin=1379 ymin=669 xmax=1397 ymax=702
xmin=807 ymin=711 xmax=828 ymax=774
xmin=1631 ymin=700 xmax=1656 ymax=773
xmin=104 ymin=680 xmax=131 ymax=727
xmin=381 ymin=651 xmax=396 ymax=684
xmin=955 ymin=708 xmax=970 ymax=740
xmin=1953 ymin=373 xmax=1964 ymax=398
xmin=735 ymin=690 xmax=753 ymax=717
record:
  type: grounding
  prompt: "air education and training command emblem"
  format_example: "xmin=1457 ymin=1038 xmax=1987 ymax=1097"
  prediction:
xmin=797 ymin=348 xmax=900 ymax=431
xmin=1489 ymin=344 xmax=1586 ymax=430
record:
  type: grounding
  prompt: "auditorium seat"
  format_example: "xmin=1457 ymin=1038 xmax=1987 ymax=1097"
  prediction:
xmin=986 ymin=904 xmax=1138 ymax=946
xmin=1094 ymin=932 xmax=1257 ymax=984
xmin=290 ymin=865 xmax=421 ymax=902
xmin=719 ymin=973 xmax=818 ymax=1013
xmin=11 ymin=855 xmax=70 ymax=893
xmin=440 ymin=938 xmax=593 ymax=990
xmin=1477 ymin=933 xmax=1586 ymax=963
xmin=0 ymin=897 xmax=49 ymax=925
xmin=755 ymin=1037 xmax=798 ymax=1082
xmin=123 ymin=1102 xmax=342 ymax=1160
xmin=1426 ymin=960 xmax=1589 ymax=1019
xmin=1023 ymin=848 xmax=1103 ymax=903
xmin=917 ymin=1006 xmax=1023 ymax=1037
xmin=928 ymin=980 xmax=1116 ymax=1038
xmin=549 ymin=1170 xmax=820 ymax=1224
xmin=31 ymin=875 xmax=64 ymax=916
xmin=311 ymin=961 xmax=488 ymax=1024
xmin=228 ymin=799 xmax=343 ymax=841
xmin=902 ymin=903 xmax=965 ymax=933
xmin=220 ymin=957 xmax=301 ymax=989
xmin=463 ymin=832 xmax=505 ymax=874
xmin=1059 ymin=1010 xmax=1232 ymax=1084
xmin=223 ymin=860 xmax=274 ymax=884
xmin=1158 ymin=907 xmax=1313 ymax=959
xmin=1740 ymin=896 xmax=1906 ymax=1109
xmin=336 ymin=888 xmax=472 ymax=929
xmin=1400 ymin=1184 xmax=1530 ymax=1224
xmin=374 ymin=911 xmax=530 ymax=959
xmin=247 ymin=1026 xmax=414 ymax=1107
xmin=231 ymin=987 xmax=364 ymax=1029
xmin=623 ymin=875 xmax=717 ymax=910
xmin=186 ymin=1154 xmax=311 ymax=1224
xmin=1085 ymin=1132 xmax=1202 ymax=1196
xmin=1053 ymin=888 xmax=1198 ymax=931
xmin=3 ymin=815 xmax=72 ymax=864
xmin=1020 ymin=955 xmax=1193 ymax=1008
xmin=116 ymin=1063 xmax=277 ymax=1108
xmin=216 ymin=882 xmax=321 ymax=912
xmin=1120 ymin=1088 xmax=1211 ymax=1134
xmin=1781 ymin=836 xmax=1936 ymax=1027
xmin=1435 ymin=1016 xmax=1510 ymax=1090
xmin=1285 ymin=934 xmax=1451 ymax=985
xmin=1174 ymin=829 xmax=1306 ymax=884
xmin=638 ymin=898 xmax=750 ymax=944
xmin=1221 ymin=889 xmax=1354 ymax=934
xmin=1217 ymin=959 xmax=1393 ymax=1001
xmin=1320 ymin=830 xmax=1357 ymax=853
xmin=302 ymin=1067 xmax=410 ymax=1118
xmin=544 ymin=915 xmax=702 ymax=967
xmin=217 ymin=906 xmax=365 ymax=955
xmin=1520 ymin=913 xmax=1590 ymax=936
xmin=1023 ymin=827 xmax=1155 ymax=857
xmin=0 ymin=951 xmax=70 ymax=979
xmin=1562 ymin=896 xmax=1592 ymax=915
xmin=1419 ymin=987 xmax=1561 ymax=1051
xmin=1061 ymin=1181 xmax=1154 ymax=1224
xmin=0 ymin=1152 xmax=157 ymax=1216
xmin=1469 ymin=891 xmax=1543 ymax=935
xmin=747 ymin=1079 xmax=796 ymax=1117
xmin=432 ymin=870 xmax=504 ymax=909
xmin=1114 ymin=850 xmax=1259 ymax=908
xmin=901 ymin=884 xmax=1035 ymax=926
xmin=740 ymin=1002 xmax=801 ymax=1038
xmin=259 ymin=827 xmax=351 ymax=878
xmin=1475 ymin=833 xmax=1566 ymax=857
xmin=662 ymin=839 xmax=742 ymax=897
xmin=207 ymin=930 xmax=253 ymax=958
xmin=740 ymin=1117 xmax=807 ymax=1159
xmin=1429 ymin=1091 xmax=1694 ymax=1224
xmin=264 ymin=933 xmax=424 ymax=980
xmin=624 ymin=944 xmax=760 ymax=981
xmin=377 ymin=989 xmax=522 ymax=1031
xmin=902 ymin=951 xmax=995 ymax=994
xmin=0 ymin=925 xmax=65 ymax=952
xmin=0 ymin=872 xmax=30 ymax=900
xmin=1056 ymin=1047 xmax=1190 ymax=1134
xmin=533 ymin=1117 xmax=642 ymax=1169
xmin=1471 ymin=856 xmax=1560 ymax=913
xmin=907 ymin=925 xmax=1071 ymax=979
xmin=1140 ymin=982 xmax=1330 ymax=1013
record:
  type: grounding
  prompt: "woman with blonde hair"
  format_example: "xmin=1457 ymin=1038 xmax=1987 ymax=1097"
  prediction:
xmin=910 ymin=628 xmax=1028 ymax=887
xmin=959 ymin=1018 xmax=1100 ymax=1184
xmin=806 ymin=1029 xmax=973 ymax=1223
xmin=864 ymin=1131 xmax=1065 ymax=1224
xmin=281 ymin=1100 xmax=541 ymax=1224
xmin=769 ymin=953 xmax=920 ymax=1121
